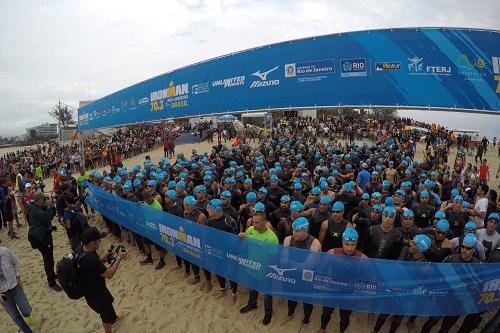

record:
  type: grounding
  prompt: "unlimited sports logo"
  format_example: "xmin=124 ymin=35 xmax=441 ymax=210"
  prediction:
xmin=212 ymin=76 xmax=245 ymax=88
xmin=250 ymin=66 xmax=280 ymax=88
xmin=340 ymin=58 xmax=367 ymax=77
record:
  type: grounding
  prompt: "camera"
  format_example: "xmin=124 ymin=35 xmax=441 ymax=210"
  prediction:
xmin=106 ymin=244 xmax=126 ymax=264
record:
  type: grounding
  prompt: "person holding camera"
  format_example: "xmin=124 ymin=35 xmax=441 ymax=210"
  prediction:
xmin=27 ymin=190 xmax=62 ymax=292
xmin=79 ymin=227 xmax=128 ymax=333
xmin=0 ymin=242 xmax=36 ymax=333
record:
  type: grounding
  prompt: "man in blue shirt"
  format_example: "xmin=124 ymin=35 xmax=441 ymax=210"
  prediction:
xmin=356 ymin=163 xmax=371 ymax=191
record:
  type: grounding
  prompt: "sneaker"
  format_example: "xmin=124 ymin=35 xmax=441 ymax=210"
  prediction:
xmin=49 ymin=284 xmax=62 ymax=292
xmin=262 ymin=312 xmax=272 ymax=325
xmin=112 ymin=314 xmax=123 ymax=328
xmin=155 ymin=260 xmax=165 ymax=270
xmin=239 ymin=304 xmax=257 ymax=314
xmin=139 ymin=257 xmax=154 ymax=265
xmin=25 ymin=314 xmax=36 ymax=326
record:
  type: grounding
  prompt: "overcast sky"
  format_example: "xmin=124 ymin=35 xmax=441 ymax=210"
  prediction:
xmin=0 ymin=0 xmax=498 ymax=137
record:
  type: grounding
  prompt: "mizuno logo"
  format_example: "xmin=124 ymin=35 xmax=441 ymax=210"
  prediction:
xmin=252 ymin=66 xmax=279 ymax=81
xmin=268 ymin=265 xmax=297 ymax=276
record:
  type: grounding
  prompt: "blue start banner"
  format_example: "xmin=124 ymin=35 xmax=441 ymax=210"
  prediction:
xmin=85 ymin=184 xmax=500 ymax=316
xmin=78 ymin=27 xmax=500 ymax=131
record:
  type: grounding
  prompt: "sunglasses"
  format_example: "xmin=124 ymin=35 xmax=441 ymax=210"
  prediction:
xmin=332 ymin=210 xmax=343 ymax=213
xmin=461 ymin=245 xmax=474 ymax=251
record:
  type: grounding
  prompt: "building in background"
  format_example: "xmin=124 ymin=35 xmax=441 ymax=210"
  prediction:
xmin=26 ymin=123 xmax=58 ymax=139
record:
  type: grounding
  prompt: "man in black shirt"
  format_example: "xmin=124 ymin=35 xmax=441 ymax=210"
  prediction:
xmin=361 ymin=206 xmax=403 ymax=259
xmin=319 ymin=201 xmax=350 ymax=252
xmin=397 ymin=209 xmax=420 ymax=248
xmin=220 ymin=191 xmax=238 ymax=220
xmin=206 ymin=199 xmax=239 ymax=299
xmin=79 ymin=227 xmax=128 ymax=333
xmin=421 ymin=233 xmax=482 ymax=333
xmin=270 ymin=195 xmax=291 ymax=230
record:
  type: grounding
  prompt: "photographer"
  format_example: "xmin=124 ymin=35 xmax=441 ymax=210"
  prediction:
xmin=27 ymin=191 xmax=62 ymax=292
xmin=79 ymin=227 xmax=127 ymax=333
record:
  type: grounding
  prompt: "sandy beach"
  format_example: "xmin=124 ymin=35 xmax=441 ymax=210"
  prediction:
xmin=1 ymin=138 xmax=499 ymax=333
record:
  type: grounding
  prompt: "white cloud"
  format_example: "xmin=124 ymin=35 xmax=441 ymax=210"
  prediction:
xmin=0 ymin=0 xmax=499 ymax=136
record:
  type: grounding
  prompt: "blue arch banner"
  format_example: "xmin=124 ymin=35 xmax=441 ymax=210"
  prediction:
xmin=85 ymin=184 xmax=500 ymax=316
xmin=78 ymin=27 xmax=500 ymax=131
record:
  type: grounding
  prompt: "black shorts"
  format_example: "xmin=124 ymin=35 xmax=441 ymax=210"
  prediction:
xmin=87 ymin=297 xmax=117 ymax=324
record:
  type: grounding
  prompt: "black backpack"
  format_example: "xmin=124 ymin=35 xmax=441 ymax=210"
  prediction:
xmin=56 ymin=249 xmax=88 ymax=300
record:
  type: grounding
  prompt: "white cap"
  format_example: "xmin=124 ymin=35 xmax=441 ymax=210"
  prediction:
xmin=25 ymin=183 xmax=32 ymax=188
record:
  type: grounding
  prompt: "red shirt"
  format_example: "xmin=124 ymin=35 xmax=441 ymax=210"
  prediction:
xmin=479 ymin=164 xmax=489 ymax=180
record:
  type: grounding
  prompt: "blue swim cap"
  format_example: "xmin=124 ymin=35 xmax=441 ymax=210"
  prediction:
xmin=112 ymin=176 xmax=122 ymax=184
xmin=208 ymin=199 xmax=223 ymax=212
xmin=395 ymin=189 xmax=406 ymax=197
xmin=133 ymin=179 xmax=141 ymax=189
xmin=244 ymin=178 xmax=252 ymax=185
xmin=383 ymin=206 xmax=396 ymax=216
xmin=436 ymin=219 xmax=449 ymax=232
xmin=342 ymin=228 xmax=359 ymax=243
xmin=123 ymin=180 xmax=132 ymax=191
xmin=290 ymin=201 xmax=304 ymax=213
xmin=320 ymin=181 xmax=328 ymax=190
xmin=258 ymin=187 xmax=268 ymax=196
xmin=451 ymin=188 xmax=460 ymax=197
xmin=464 ymin=221 xmax=477 ymax=234
xmin=420 ymin=190 xmax=429 ymax=198
xmin=372 ymin=204 xmax=383 ymax=212
xmin=254 ymin=202 xmax=266 ymax=212
xmin=311 ymin=186 xmax=321 ymax=195
xmin=220 ymin=190 xmax=232 ymax=199
xmin=361 ymin=193 xmax=370 ymax=200
xmin=246 ymin=192 xmax=257 ymax=202
xmin=413 ymin=234 xmax=431 ymax=252
xmin=453 ymin=195 xmax=463 ymax=203
xmin=203 ymin=174 xmax=212 ymax=181
xmin=195 ymin=185 xmax=206 ymax=194
xmin=147 ymin=179 xmax=157 ymax=187
xmin=281 ymin=195 xmax=290 ymax=202
xmin=332 ymin=201 xmax=344 ymax=211
xmin=434 ymin=211 xmax=446 ymax=220
xmin=292 ymin=217 xmax=309 ymax=231
xmin=462 ymin=233 xmax=477 ymax=247
xmin=225 ymin=177 xmax=236 ymax=185
xmin=293 ymin=182 xmax=303 ymax=190
xmin=372 ymin=192 xmax=382 ymax=199
xmin=384 ymin=197 xmax=394 ymax=207
xmin=383 ymin=180 xmax=391 ymax=189
xmin=184 ymin=195 xmax=196 ymax=206
xmin=270 ymin=175 xmax=279 ymax=182
xmin=167 ymin=180 xmax=176 ymax=189
xmin=320 ymin=196 xmax=331 ymax=205
xmin=166 ymin=189 xmax=176 ymax=200
xmin=488 ymin=213 xmax=499 ymax=223
xmin=403 ymin=209 xmax=414 ymax=218
xmin=176 ymin=181 xmax=186 ymax=190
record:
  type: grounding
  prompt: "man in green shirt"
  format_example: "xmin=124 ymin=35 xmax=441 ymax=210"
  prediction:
xmin=238 ymin=202 xmax=278 ymax=325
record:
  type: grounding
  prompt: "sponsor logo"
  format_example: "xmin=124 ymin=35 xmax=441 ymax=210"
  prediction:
xmin=145 ymin=221 xmax=157 ymax=230
xmin=302 ymin=269 xmax=314 ymax=282
xmin=309 ymin=273 xmax=350 ymax=291
xmin=340 ymin=58 xmax=367 ymax=77
xmin=159 ymin=224 xmax=201 ymax=249
xmin=285 ymin=59 xmax=334 ymax=82
xmin=204 ymin=245 xmax=224 ymax=259
xmin=226 ymin=253 xmax=262 ymax=271
xmin=78 ymin=112 xmax=89 ymax=123
xmin=266 ymin=265 xmax=297 ymax=284
xmin=354 ymin=279 xmax=378 ymax=293
xmin=192 ymin=82 xmax=209 ymax=95
xmin=482 ymin=278 xmax=500 ymax=292
xmin=150 ymin=80 xmax=189 ymax=111
xmin=138 ymin=97 xmax=149 ymax=105
xmin=386 ymin=287 xmax=407 ymax=293
xmin=492 ymin=57 xmax=500 ymax=93
xmin=375 ymin=62 xmax=401 ymax=71
xmin=456 ymin=54 xmax=486 ymax=81
xmin=250 ymin=66 xmax=280 ymax=88
xmin=412 ymin=286 xmax=427 ymax=295
xmin=408 ymin=56 xmax=452 ymax=76
xmin=212 ymin=76 xmax=245 ymax=88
